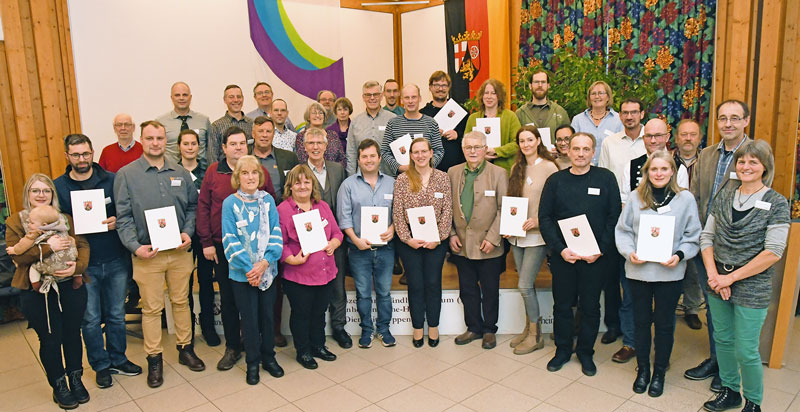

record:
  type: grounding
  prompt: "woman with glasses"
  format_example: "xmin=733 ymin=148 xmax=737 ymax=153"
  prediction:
xmin=553 ymin=125 xmax=574 ymax=170
xmin=295 ymin=102 xmax=346 ymax=168
xmin=570 ymin=81 xmax=623 ymax=164
xmin=326 ymin=97 xmax=353 ymax=152
xmin=464 ymin=78 xmax=521 ymax=174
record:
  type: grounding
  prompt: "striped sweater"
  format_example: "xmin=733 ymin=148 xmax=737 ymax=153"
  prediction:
xmin=221 ymin=194 xmax=283 ymax=284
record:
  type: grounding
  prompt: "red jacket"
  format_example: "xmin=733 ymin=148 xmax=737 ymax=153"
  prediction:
xmin=196 ymin=160 xmax=275 ymax=247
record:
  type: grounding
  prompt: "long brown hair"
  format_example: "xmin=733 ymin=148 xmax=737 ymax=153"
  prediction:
xmin=406 ymin=137 xmax=432 ymax=193
xmin=508 ymin=126 xmax=557 ymax=197
xmin=637 ymin=150 xmax=684 ymax=210
xmin=284 ymin=164 xmax=322 ymax=202
xmin=477 ymin=78 xmax=507 ymax=112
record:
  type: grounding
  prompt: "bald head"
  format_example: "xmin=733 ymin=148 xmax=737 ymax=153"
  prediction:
xmin=113 ymin=113 xmax=135 ymax=142
xmin=401 ymin=83 xmax=421 ymax=114
xmin=170 ymin=82 xmax=192 ymax=114
xmin=643 ymin=118 xmax=669 ymax=155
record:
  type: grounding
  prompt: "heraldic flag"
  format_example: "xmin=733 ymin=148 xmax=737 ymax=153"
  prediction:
xmin=444 ymin=0 xmax=510 ymax=104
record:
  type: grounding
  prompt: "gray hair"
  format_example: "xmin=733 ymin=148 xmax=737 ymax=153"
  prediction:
xmin=462 ymin=130 xmax=487 ymax=147
xmin=733 ymin=139 xmax=774 ymax=185
xmin=362 ymin=80 xmax=381 ymax=92
xmin=304 ymin=127 xmax=328 ymax=144
xmin=303 ymin=102 xmax=326 ymax=124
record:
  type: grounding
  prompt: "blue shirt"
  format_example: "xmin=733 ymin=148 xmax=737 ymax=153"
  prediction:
xmin=336 ymin=171 xmax=395 ymax=244
xmin=570 ymin=108 xmax=624 ymax=165
xmin=707 ymin=135 xmax=748 ymax=217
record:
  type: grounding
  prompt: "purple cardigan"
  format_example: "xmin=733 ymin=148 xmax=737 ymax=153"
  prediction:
xmin=277 ymin=197 xmax=343 ymax=286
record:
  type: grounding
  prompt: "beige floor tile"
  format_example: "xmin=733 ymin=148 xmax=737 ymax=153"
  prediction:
xmin=763 ymin=366 xmax=800 ymax=395
xmin=0 ymin=341 xmax=39 ymax=373
xmin=341 ymin=367 xmax=413 ymax=403
xmin=527 ymin=403 xmax=567 ymax=412
xmin=78 ymin=384 xmax=134 ymax=411
xmin=134 ymin=382 xmax=208 ymax=412
xmin=351 ymin=341 xmax=415 ymax=366
xmin=184 ymin=403 xmax=221 ymax=412
xmin=654 ymin=356 xmax=716 ymax=396
xmin=212 ymin=384 xmax=288 ymax=412
xmin=461 ymin=383 xmax=540 ymax=412
xmin=383 ymin=351 xmax=451 ymax=383
xmin=263 ymin=368 xmax=334 ymax=402
xmin=315 ymin=352 xmax=377 ymax=383
xmin=443 ymin=404 xmax=475 ymax=412
xmin=293 ymin=385 xmax=371 ymax=412
xmin=613 ymin=400 xmax=660 ymax=412
xmin=419 ymin=367 xmax=492 ymax=402
xmin=630 ymin=383 xmax=712 ymax=412
xmin=357 ymin=405 xmax=388 ymax=412
xmin=498 ymin=365 xmax=571 ymax=401
xmin=189 ymin=368 xmax=250 ymax=400
xmin=422 ymin=338 xmax=484 ymax=366
xmin=529 ymin=353 xmax=584 ymax=381
xmin=546 ymin=382 xmax=626 ymax=412
xmin=99 ymin=401 xmax=143 ymax=412
xmin=1 ymin=381 xmax=56 ymax=411
xmin=115 ymin=362 xmax=187 ymax=400
xmin=273 ymin=350 xmax=305 ymax=375
xmin=576 ymin=360 xmax=636 ymax=399
xmin=0 ymin=364 xmax=45 ymax=392
xmin=457 ymin=351 xmax=526 ymax=382
xmin=270 ymin=404 xmax=303 ymax=412
xmin=18 ymin=401 xmax=64 ymax=412
xmin=377 ymin=385 xmax=455 ymax=412
xmin=761 ymin=387 xmax=796 ymax=412
xmin=786 ymin=393 xmax=800 ymax=411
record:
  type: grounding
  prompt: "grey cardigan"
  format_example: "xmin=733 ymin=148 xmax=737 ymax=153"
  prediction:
xmin=615 ymin=190 xmax=701 ymax=282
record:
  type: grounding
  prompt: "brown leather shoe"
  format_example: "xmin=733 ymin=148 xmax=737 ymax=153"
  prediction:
xmin=454 ymin=330 xmax=482 ymax=345
xmin=146 ymin=354 xmax=163 ymax=388
xmin=481 ymin=333 xmax=497 ymax=349
xmin=177 ymin=344 xmax=206 ymax=371
xmin=612 ymin=345 xmax=636 ymax=363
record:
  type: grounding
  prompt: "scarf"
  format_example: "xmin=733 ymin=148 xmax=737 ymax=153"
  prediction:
xmin=236 ymin=190 xmax=277 ymax=290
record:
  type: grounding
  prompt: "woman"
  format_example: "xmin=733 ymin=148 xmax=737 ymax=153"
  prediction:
xmin=221 ymin=156 xmax=284 ymax=384
xmin=278 ymin=164 xmax=343 ymax=369
xmin=392 ymin=137 xmax=452 ymax=347
xmin=701 ymin=140 xmax=790 ymax=412
xmin=505 ymin=126 xmax=558 ymax=355
xmin=570 ymin=81 xmax=623 ymax=164
xmin=326 ymin=97 xmax=352 ymax=151
xmin=6 ymin=174 xmax=90 ymax=409
xmin=614 ymin=151 xmax=701 ymax=398
xmin=464 ymin=78 xmax=521 ymax=173
xmin=553 ymin=124 xmax=574 ymax=170
xmin=295 ymin=102 xmax=346 ymax=168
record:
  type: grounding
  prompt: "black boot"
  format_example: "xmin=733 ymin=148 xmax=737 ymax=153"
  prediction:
xmin=632 ymin=363 xmax=650 ymax=394
xmin=648 ymin=367 xmax=666 ymax=397
xmin=702 ymin=386 xmax=742 ymax=411
xmin=246 ymin=363 xmax=260 ymax=385
xmin=67 ymin=368 xmax=90 ymax=404
xmin=51 ymin=375 xmax=78 ymax=409
xmin=741 ymin=399 xmax=761 ymax=412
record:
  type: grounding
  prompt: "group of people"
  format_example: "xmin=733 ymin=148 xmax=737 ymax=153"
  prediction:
xmin=5 ymin=71 xmax=789 ymax=412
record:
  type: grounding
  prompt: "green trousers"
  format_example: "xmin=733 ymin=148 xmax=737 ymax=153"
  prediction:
xmin=707 ymin=295 xmax=768 ymax=405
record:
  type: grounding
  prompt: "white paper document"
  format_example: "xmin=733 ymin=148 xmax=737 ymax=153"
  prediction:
xmin=433 ymin=98 xmax=468 ymax=131
xmin=557 ymin=214 xmax=601 ymax=256
xmin=70 ymin=189 xmax=108 ymax=235
xmin=500 ymin=196 xmax=528 ymax=237
xmin=474 ymin=117 xmax=502 ymax=148
xmin=292 ymin=209 xmax=328 ymax=255
xmin=144 ymin=206 xmax=181 ymax=251
xmin=636 ymin=214 xmax=675 ymax=263
xmin=525 ymin=123 xmax=553 ymax=150
xmin=360 ymin=206 xmax=388 ymax=245
xmin=407 ymin=206 xmax=439 ymax=243
xmin=389 ymin=133 xmax=412 ymax=166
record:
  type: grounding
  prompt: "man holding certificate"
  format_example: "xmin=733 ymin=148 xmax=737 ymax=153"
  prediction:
xmin=115 ymin=120 xmax=204 ymax=388
xmin=448 ymin=131 xmax=508 ymax=350
xmin=419 ymin=71 xmax=467 ymax=173
xmin=539 ymin=132 xmax=621 ymax=376
xmin=336 ymin=139 xmax=396 ymax=348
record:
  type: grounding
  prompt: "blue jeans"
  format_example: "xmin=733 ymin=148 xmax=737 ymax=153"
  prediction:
xmin=619 ymin=259 xmax=635 ymax=348
xmin=348 ymin=243 xmax=394 ymax=336
xmin=692 ymin=254 xmax=716 ymax=358
xmin=82 ymin=257 xmax=130 ymax=371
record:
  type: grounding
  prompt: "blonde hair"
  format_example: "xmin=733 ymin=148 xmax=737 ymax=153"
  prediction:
xmin=283 ymin=164 xmax=321 ymax=202
xmin=22 ymin=173 xmax=60 ymax=212
xmin=231 ymin=155 xmax=265 ymax=190
xmin=636 ymin=150 xmax=684 ymax=210
xmin=586 ymin=81 xmax=614 ymax=110
xmin=406 ymin=138 xmax=432 ymax=193
xmin=29 ymin=205 xmax=60 ymax=225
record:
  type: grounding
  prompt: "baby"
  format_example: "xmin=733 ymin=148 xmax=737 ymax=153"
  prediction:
xmin=7 ymin=205 xmax=80 ymax=291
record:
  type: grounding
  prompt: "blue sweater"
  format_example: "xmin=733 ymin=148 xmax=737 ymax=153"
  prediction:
xmin=221 ymin=193 xmax=283 ymax=284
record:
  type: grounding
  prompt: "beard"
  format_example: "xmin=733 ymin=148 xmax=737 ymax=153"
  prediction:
xmin=72 ymin=162 xmax=91 ymax=174
xmin=532 ymin=89 xmax=547 ymax=100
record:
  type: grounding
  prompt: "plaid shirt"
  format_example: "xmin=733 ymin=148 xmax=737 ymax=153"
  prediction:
xmin=707 ymin=135 xmax=747 ymax=215
xmin=206 ymin=112 xmax=253 ymax=165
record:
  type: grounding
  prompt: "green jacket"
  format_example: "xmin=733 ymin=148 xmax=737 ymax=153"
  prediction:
xmin=465 ymin=109 xmax=521 ymax=174
xmin=515 ymin=100 xmax=570 ymax=146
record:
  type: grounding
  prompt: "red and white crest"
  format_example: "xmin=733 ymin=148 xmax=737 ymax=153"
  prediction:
xmin=83 ymin=201 xmax=92 ymax=211
xmin=158 ymin=219 xmax=166 ymax=229
xmin=651 ymin=226 xmax=660 ymax=237
xmin=571 ymin=228 xmax=580 ymax=237
xmin=305 ymin=222 xmax=313 ymax=232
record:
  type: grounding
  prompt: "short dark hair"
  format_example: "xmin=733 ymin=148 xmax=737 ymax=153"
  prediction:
xmin=357 ymin=138 xmax=380 ymax=156
xmin=428 ymin=71 xmax=450 ymax=86
xmin=253 ymin=82 xmax=272 ymax=94
xmin=63 ymin=133 xmax=93 ymax=152
xmin=253 ymin=116 xmax=275 ymax=127
xmin=531 ymin=69 xmax=549 ymax=83
xmin=620 ymin=97 xmax=645 ymax=114
xmin=222 ymin=126 xmax=246 ymax=145
xmin=140 ymin=120 xmax=165 ymax=134
xmin=224 ymin=84 xmax=241 ymax=94
xmin=177 ymin=129 xmax=198 ymax=146
xmin=384 ymin=79 xmax=399 ymax=88
xmin=716 ymin=99 xmax=750 ymax=118
xmin=554 ymin=124 xmax=575 ymax=136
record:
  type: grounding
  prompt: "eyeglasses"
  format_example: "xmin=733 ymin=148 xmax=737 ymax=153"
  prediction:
xmin=643 ymin=133 xmax=668 ymax=140
xmin=590 ymin=91 xmax=607 ymax=97
xmin=68 ymin=152 xmax=93 ymax=160
xmin=717 ymin=116 xmax=743 ymax=123
xmin=29 ymin=188 xmax=52 ymax=195
xmin=555 ymin=138 xmax=570 ymax=143
xmin=463 ymin=145 xmax=486 ymax=152
xmin=431 ymin=83 xmax=449 ymax=89
xmin=363 ymin=93 xmax=381 ymax=99
xmin=255 ymin=91 xmax=272 ymax=97
xmin=310 ymin=110 xmax=324 ymax=116
xmin=531 ymin=80 xmax=547 ymax=85
xmin=114 ymin=123 xmax=133 ymax=128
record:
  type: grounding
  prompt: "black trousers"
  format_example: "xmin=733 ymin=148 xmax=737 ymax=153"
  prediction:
xmin=550 ymin=255 xmax=607 ymax=357
xmin=189 ymin=236 xmax=216 ymax=336
xmin=328 ymin=247 xmax=347 ymax=331
xmin=20 ymin=285 xmax=87 ymax=385
xmin=453 ymin=255 xmax=504 ymax=334
xmin=602 ymin=252 xmax=622 ymax=330
xmin=397 ymin=242 xmax=448 ymax=329
xmin=212 ymin=243 xmax=242 ymax=351
xmin=231 ymin=279 xmax=276 ymax=365
xmin=629 ymin=278 xmax=683 ymax=370
xmin=283 ymin=278 xmax=332 ymax=356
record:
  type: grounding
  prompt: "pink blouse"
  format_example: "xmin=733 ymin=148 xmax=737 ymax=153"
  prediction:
xmin=278 ymin=197 xmax=344 ymax=286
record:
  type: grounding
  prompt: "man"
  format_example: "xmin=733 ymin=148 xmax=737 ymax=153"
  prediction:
xmin=449 ymin=131 xmax=508 ymax=350
xmin=207 ymin=85 xmax=253 ymax=164
xmin=318 ymin=89 xmax=337 ymax=128
xmin=672 ymin=119 xmax=704 ymax=330
xmin=55 ymin=134 xmax=142 ymax=389
xmin=271 ymin=99 xmax=298 ymax=152
xmin=336 ymin=139 xmax=396 ymax=348
xmin=346 ymin=81 xmax=396 ymax=176
xmin=418 ymin=71 xmax=467 ymax=173
xmin=685 ymin=99 xmax=770 ymax=393
xmin=304 ymin=128 xmax=350 ymax=348
xmin=382 ymin=79 xmax=404 ymax=116
xmin=246 ymin=82 xmax=296 ymax=132
xmin=115 ymin=120 xmax=204 ymax=388
xmin=252 ymin=116 xmax=299 ymax=202
xmin=156 ymin=82 xmax=211 ymax=164
xmin=539 ymin=132 xmax=621 ymax=376
xmin=99 ymin=113 xmax=143 ymax=173
xmin=380 ymin=84 xmax=444 ymax=176
xmin=197 ymin=126 xmax=276 ymax=371
xmin=598 ymin=98 xmax=646 ymax=183
xmin=515 ymin=70 xmax=570 ymax=147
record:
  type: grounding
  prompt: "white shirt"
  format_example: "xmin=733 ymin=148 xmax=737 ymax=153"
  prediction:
xmin=597 ymin=128 xmax=645 ymax=182
xmin=308 ymin=160 xmax=327 ymax=190
xmin=620 ymin=159 xmax=689 ymax=204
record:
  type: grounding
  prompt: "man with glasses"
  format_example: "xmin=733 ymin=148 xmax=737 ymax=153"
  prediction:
xmin=156 ymin=82 xmax=212 ymax=164
xmin=383 ymin=79 xmax=404 ymax=116
xmin=318 ymin=90 xmax=337 ymax=128
xmin=346 ymin=81 xmax=396 ymax=176
xmin=207 ymin=85 xmax=253 ymax=164
xmin=620 ymin=118 xmax=688 ymax=203
xmin=99 ymin=114 xmax=143 ymax=173
xmin=419 ymin=71 xmax=467 ymax=173
xmin=247 ymin=82 xmax=296 ymax=132
xmin=515 ymin=70 xmax=570 ymax=147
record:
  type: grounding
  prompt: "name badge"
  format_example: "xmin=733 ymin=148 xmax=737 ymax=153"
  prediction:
xmin=378 ymin=126 xmax=386 ymax=131
xmin=755 ymin=200 xmax=771 ymax=211
xmin=526 ymin=177 xmax=533 ymax=186
xmin=171 ymin=179 xmax=182 ymax=187
xmin=604 ymin=130 xmax=613 ymax=136
xmin=434 ymin=192 xmax=444 ymax=199
xmin=104 ymin=197 xmax=112 ymax=205
xmin=729 ymin=172 xmax=739 ymax=180
xmin=657 ymin=205 xmax=671 ymax=214
xmin=192 ymin=128 xmax=200 ymax=135
xmin=236 ymin=220 xmax=248 ymax=228
xmin=322 ymin=218 xmax=329 ymax=227
xmin=588 ymin=187 xmax=600 ymax=195
xmin=247 ymin=138 xmax=254 ymax=145
xmin=413 ymin=133 xmax=423 ymax=138
xmin=485 ymin=190 xmax=496 ymax=197
xmin=284 ymin=170 xmax=289 ymax=176
xmin=384 ymin=193 xmax=393 ymax=200
xmin=190 ymin=173 xmax=197 ymax=182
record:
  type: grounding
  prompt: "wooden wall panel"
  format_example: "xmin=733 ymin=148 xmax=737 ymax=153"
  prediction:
xmin=0 ymin=43 xmax=25 ymax=213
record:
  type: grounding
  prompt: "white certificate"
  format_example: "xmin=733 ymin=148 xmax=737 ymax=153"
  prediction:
xmin=557 ymin=214 xmax=601 ymax=256
xmin=500 ymin=196 xmax=528 ymax=237
xmin=292 ymin=209 xmax=327 ymax=255
xmin=474 ymin=117 xmax=502 ymax=148
xmin=360 ymin=206 xmax=388 ymax=245
xmin=433 ymin=98 xmax=468 ymax=131
xmin=525 ymin=124 xmax=553 ymax=150
xmin=636 ymin=214 xmax=675 ymax=263
xmin=389 ymin=133 xmax=412 ymax=166
xmin=70 ymin=189 xmax=108 ymax=235
xmin=144 ymin=206 xmax=181 ymax=251
xmin=407 ymin=206 xmax=439 ymax=243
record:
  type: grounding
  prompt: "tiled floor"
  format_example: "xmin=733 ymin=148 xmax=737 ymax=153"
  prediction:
xmin=2 ymin=312 xmax=800 ymax=412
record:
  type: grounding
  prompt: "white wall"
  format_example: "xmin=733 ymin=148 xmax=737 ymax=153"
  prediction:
xmin=401 ymin=5 xmax=447 ymax=102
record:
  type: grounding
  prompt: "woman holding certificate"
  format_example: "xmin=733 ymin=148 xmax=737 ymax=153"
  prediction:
xmin=700 ymin=140 xmax=790 ymax=412
xmin=505 ymin=126 xmax=558 ymax=355
xmin=392 ymin=137 xmax=452 ymax=347
xmin=464 ymin=78 xmax=521 ymax=173
xmin=277 ymin=164 xmax=343 ymax=370
xmin=221 ymin=156 xmax=284 ymax=384
xmin=614 ymin=150 xmax=701 ymax=397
